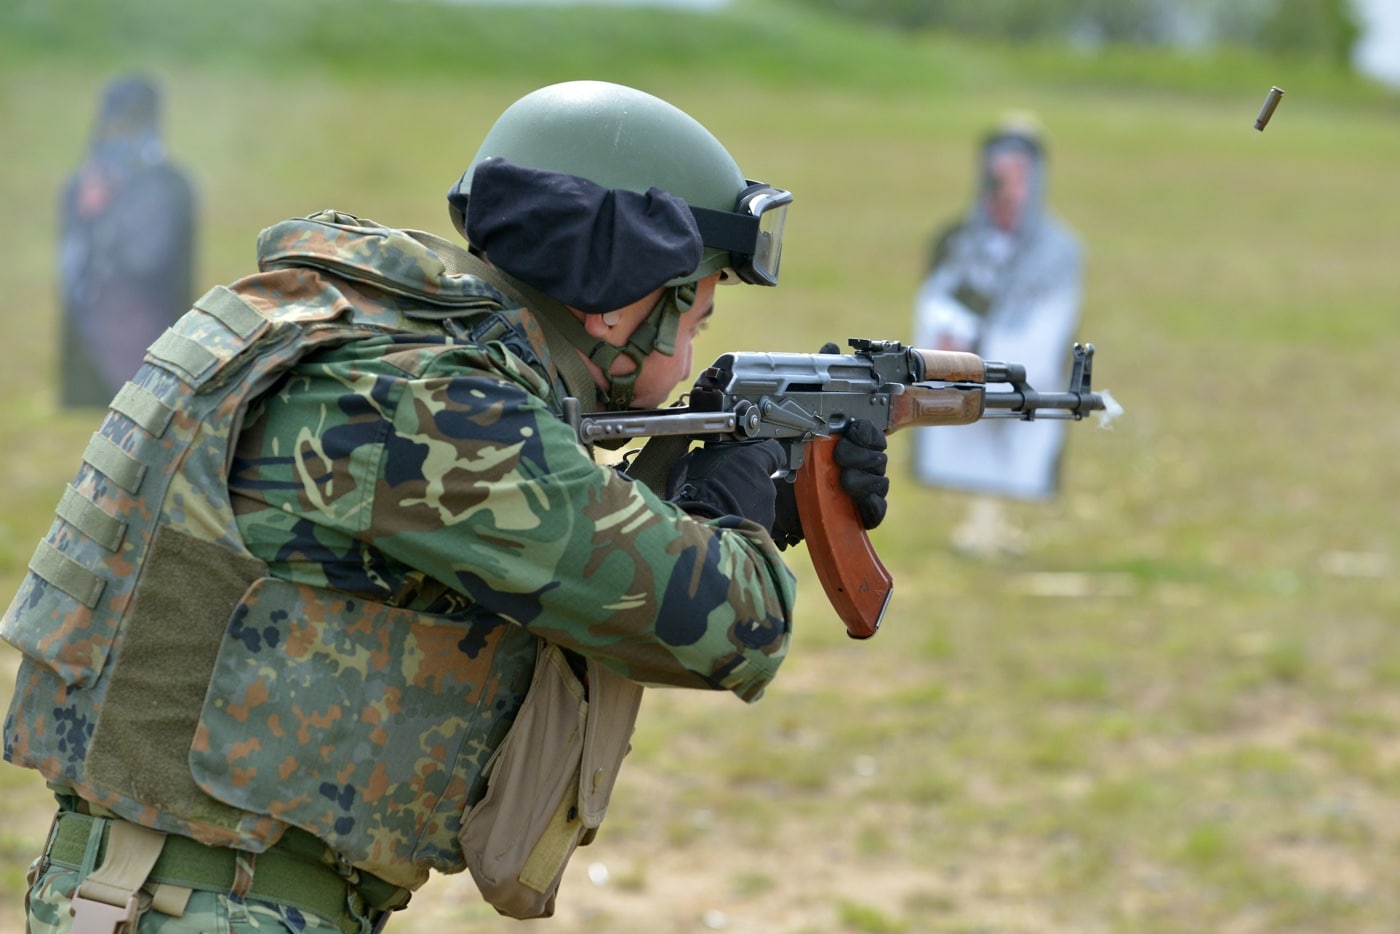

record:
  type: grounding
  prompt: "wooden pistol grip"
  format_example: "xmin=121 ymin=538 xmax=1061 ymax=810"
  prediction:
xmin=793 ymin=435 xmax=893 ymax=639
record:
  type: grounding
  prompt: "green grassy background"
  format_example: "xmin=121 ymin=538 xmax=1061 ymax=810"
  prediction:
xmin=2 ymin=2 xmax=1398 ymax=931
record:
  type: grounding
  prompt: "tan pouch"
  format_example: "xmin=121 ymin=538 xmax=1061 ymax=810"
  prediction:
xmin=461 ymin=642 xmax=643 ymax=919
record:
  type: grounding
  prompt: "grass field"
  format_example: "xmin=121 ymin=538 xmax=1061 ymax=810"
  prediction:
xmin=1 ymin=3 xmax=1398 ymax=932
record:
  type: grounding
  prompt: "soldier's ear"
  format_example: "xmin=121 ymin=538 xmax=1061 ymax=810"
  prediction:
xmin=582 ymin=314 xmax=613 ymax=339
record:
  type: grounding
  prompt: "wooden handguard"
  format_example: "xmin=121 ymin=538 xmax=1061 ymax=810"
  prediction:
xmin=911 ymin=348 xmax=986 ymax=382
xmin=794 ymin=435 xmax=892 ymax=639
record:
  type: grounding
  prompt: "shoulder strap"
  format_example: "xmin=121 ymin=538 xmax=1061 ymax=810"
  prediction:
xmin=447 ymin=252 xmax=604 ymax=415
xmin=416 ymin=242 xmax=693 ymax=489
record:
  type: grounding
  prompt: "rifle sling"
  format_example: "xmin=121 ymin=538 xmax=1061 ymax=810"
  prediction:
xmin=447 ymin=253 xmax=601 ymax=413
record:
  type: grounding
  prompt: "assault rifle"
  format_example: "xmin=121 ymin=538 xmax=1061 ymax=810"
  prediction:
xmin=567 ymin=340 xmax=1110 ymax=640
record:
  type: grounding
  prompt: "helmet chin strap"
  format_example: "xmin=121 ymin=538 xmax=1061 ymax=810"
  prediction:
xmin=550 ymin=283 xmax=695 ymax=409
xmin=449 ymin=252 xmax=698 ymax=414
xmin=591 ymin=284 xmax=693 ymax=408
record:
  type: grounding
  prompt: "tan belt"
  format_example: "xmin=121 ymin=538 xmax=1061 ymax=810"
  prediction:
xmin=66 ymin=818 xmax=169 ymax=934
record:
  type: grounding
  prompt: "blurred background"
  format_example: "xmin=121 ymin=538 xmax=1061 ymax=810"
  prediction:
xmin=1 ymin=0 xmax=1397 ymax=931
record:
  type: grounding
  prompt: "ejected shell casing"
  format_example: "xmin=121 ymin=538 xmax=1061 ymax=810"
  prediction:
xmin=1255 ymin=86 xmax=1284 ymax=131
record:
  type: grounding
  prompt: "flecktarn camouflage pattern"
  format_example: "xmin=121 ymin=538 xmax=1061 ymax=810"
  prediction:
xmin=2 ymin=210 xmax=795 ymax=893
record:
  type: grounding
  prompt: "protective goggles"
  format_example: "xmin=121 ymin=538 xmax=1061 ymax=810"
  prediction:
xmin=689 ymin=182 xmax=793 ymax=287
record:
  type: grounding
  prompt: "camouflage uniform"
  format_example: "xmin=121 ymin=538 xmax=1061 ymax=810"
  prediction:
xmin=5 ymin=211 xmax=795 ymax=930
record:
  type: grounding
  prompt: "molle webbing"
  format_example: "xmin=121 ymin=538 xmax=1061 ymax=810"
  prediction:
xmin=24 ymin=370 xmax=178 ymax=611
xmin=146 ymin=285 xmax=269 ymax=383
xmin=56 ymin=486 xmax=125 ymax=554
xmin=28 ymin=539 xmax=106 ymax=609
xmin=21 ymin=284 xmax=274 ymax=616
xmin=109 ymin=382 xmax=176 ymax=437
xmin=83 ymin=432 xmax=147 ymax=493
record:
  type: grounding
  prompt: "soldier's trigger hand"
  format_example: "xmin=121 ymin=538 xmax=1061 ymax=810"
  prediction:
xmin=834 ymin=418 xmax=889 ymax=530
xmin=666 ymin=439 xmax=783 ymax=531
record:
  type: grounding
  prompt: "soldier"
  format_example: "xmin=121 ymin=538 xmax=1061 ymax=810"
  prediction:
xmin=58 ymin=73 xmax=197 ymax=407
xmin=4 ymin=81 xmax=887 ymax=931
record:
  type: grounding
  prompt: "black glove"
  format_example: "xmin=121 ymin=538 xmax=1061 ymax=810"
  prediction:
xmin=771 ymin=478 xmax=803 ymax=550
xmin=666 ymin=340 xmax=890 ymax=547
xmin=833 ymin=417 xmax=889 ymax=530
xmin=667 ymin=439 xmax=784 ymax=531
xmin=768 ymin=343 xmax=891 ymax=549
xmin=817 ymin=342 xmax=889 ymax=529
xmin=769 ymin=416 xmax=889 ymax=551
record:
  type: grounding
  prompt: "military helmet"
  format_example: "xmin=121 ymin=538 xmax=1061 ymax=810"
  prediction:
xmin=450 ymin=80 xmax=788 ymax=288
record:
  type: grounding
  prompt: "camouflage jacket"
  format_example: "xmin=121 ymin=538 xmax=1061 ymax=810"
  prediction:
xmin=1 ymin=211 xmax=795 ymax=889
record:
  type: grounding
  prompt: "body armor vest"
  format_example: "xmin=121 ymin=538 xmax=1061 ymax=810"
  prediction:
xmin=1 ymin=214 xmax=557 ymax=889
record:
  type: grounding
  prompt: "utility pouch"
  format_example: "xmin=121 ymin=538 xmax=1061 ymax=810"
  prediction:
xmin=460 ymin=642 xmax=643 ymax=919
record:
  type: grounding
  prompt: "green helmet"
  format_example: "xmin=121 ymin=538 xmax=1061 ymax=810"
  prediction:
xmin=450 ymin=80 xmax=758 ymax=287
xmin=449 ymin=81 xmax=792 ymax=410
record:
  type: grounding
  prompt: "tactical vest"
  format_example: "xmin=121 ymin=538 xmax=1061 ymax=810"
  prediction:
xmin=1 ymin=216 xmax=557 ymax=890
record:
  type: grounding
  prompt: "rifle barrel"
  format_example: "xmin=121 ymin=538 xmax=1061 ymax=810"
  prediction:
xmin=983 ymin=389 xmax=1105 ymax=418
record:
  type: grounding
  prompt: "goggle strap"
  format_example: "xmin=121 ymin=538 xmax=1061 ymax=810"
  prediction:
xmin=689 ymin=205 xmax=760 ymax=255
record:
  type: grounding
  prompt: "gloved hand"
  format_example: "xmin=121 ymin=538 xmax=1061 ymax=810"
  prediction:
xmin=667 ymin=342 xmax=891 ymax=548
xmin=666 ymin=439 xmax=784 ymax=531
xmin=771 ymin=343 xmax=892 ymax=549
xmin=772 ymin=341 xmax=845 ymax=548
xmin=832 ymin=417 xmax=890 ymax=530
xmin=768 ymin=416 xmax=889 ymax=550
